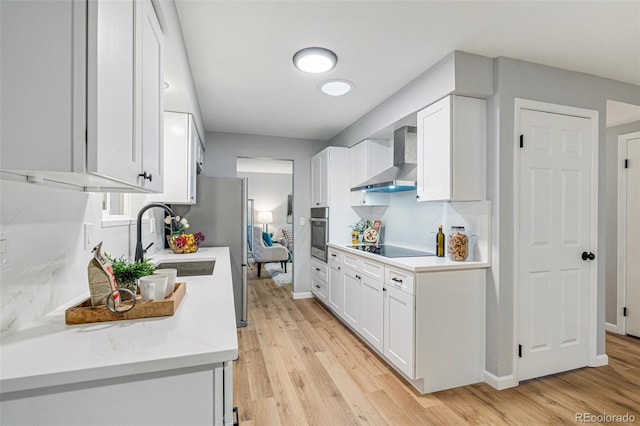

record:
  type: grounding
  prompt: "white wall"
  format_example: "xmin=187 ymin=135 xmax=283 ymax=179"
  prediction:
xmin=486 ymin=57 xmax=640 ymax=378
xmin=203 ymin=132 xmax=328 ymax=297
xmin=237 ymin=171 xmax=292 ymax=232
xmin=0 ymin=181 xmax=164 ymax=334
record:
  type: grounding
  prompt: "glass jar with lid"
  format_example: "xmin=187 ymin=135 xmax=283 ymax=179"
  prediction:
xmin=448 ymin=226 xmax=469 ymax=261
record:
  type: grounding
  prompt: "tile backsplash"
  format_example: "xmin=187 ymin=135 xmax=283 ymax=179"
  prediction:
xmin=0 ymin=180 xmax=163 ymax=335
xmin=354 ymin=191 xmax=490 ymax=262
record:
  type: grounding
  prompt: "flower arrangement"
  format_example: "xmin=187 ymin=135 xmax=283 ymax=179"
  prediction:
xmin=164 ymin=215 xmax=206 ymax=254
xmin=350 ymin=219 xmax=373 ymax=233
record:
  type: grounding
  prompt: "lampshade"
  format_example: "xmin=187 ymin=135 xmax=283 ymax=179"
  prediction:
xmin=258 ymin=211 xmax=273 ymax=224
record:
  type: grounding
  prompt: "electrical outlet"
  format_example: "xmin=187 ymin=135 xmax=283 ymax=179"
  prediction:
xmin=84 ymin=223 xmax=94 ymax=250
xmin=0 ymin=233 xmax=9 ymax=272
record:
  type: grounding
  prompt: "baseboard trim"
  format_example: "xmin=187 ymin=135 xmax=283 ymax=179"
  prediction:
xmin=484 ymin=371 xmax=518 ymax=390
xmin=292 ymin=291 xmax=313 ymax=300
xmin=605 ymin=322 xmax=621 ymax=334
xmin=590 ymin=354 xmax=609 ymax=367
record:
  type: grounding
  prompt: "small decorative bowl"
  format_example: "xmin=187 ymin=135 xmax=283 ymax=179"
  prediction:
xmin=168 ymin=234 xmax=200 ymax=254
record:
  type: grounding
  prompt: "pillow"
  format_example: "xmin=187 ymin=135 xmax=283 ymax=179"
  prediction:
xmin=262 ymin=231 xmax=273 ymax=247
xmin=281 ymin=227 xmax=293 ymax=245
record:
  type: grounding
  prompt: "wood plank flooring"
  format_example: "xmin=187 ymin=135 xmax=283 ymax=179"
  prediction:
xmin=234 ymin=277 xmax=640 ymax=425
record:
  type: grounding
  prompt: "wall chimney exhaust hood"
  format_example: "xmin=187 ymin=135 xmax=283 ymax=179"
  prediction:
xmin=351 ymin=126 xmax=417 ymax=193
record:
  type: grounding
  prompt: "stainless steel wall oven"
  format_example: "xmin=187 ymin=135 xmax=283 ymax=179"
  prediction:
xmin=310 ymin=207 xmax=329 ymax=262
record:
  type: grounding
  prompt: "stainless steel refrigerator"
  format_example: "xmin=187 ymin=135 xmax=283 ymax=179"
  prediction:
xmin=171 ymin=176 xmax=248 ymax=327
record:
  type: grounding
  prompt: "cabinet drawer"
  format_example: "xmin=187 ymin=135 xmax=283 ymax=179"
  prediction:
xmin=362 ymin=259 xmax=384 ymax=280
xmin=311 ymin=260 xmax=328 ymax=282
xmin=342 ymin=253 xmax=362 ymax=270
xmin=385 ymin=266 xmax=414 ymax=295
xmin=311 ymin=275 xmax=328 ymax=300
xmin=328 ymin=248 xmax=343 ymax=266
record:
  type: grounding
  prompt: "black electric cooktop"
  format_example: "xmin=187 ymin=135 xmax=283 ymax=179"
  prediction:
xmin=347 ymin=244 xmax=435 ymax=258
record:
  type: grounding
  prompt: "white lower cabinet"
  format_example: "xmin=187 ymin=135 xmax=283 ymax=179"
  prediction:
xmin=310 ymin=259 xmax=328 ymax=303
xmin=360 ymin=273 xmax=384 ymax=352
xmin=328 ymin=253 xmax=343 ymax=314
xmin=383 ymin=284 xmax=415 ymax=378
xmin=341 ymin=266 xmax=360 ymax=328
xmin=319 ymin=246 xmax=485 ymax=394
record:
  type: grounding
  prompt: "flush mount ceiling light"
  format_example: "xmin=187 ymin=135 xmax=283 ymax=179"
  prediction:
xmin=293 ymin=47 xmax=337 ymax=73
xmin=319 ymin=79 xmax=353 ymax=96
xmin=163 ymin=80 xmax=170 ymax=90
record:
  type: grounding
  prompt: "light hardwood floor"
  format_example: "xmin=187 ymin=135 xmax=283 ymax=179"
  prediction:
xmin=234 ymin=277 xmax=640 ymax=425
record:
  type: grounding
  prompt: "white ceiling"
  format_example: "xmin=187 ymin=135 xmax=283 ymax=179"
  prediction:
xmin=172 ymin=0 xmax=640 ymax=142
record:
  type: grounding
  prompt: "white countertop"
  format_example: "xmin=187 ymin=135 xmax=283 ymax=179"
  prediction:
xmin=328 ymin=242 xmax=490 ymax=272
xmin=0 ymin=247 xmax=238 ymax=394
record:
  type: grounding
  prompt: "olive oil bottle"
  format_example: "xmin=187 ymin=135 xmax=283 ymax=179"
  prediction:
xmin=436 ymin=225 xmax=445 ymax=257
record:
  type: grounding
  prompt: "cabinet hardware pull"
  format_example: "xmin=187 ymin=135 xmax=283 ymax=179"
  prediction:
xmin=138 ymin=171 xmax=153 ymax=182
xmin=338 ymin=267 xmax=341 ymax=270
xmin=315 ymin=268 xmax=320 ymax=271
xmin=391 ymin=277 xmax=403 ymax=283
xmin=331 ymin=253 xmax=337 ymax=257
xmin=383 ymin=288 xmax=387 ymax=292
xmin=356 ymin=274 xmax=361 ymax=279
xmin=315 ymin=285 xmax=321 ymax=289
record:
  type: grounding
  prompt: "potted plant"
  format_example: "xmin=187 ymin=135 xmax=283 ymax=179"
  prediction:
xmin=106 ymin=254 xmax=156 ymax=299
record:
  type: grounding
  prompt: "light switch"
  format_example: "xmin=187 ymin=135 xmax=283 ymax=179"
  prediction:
xmin=299 ymin=217 xmax=306 ymax=226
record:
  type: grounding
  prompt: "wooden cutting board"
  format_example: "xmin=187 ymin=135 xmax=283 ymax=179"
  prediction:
xmin=65 ymin=282 xmax=186 ymax=325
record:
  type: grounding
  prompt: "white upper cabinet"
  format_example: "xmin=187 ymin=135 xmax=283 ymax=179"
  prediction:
xmin=1 ymin=0 xmax=163 ymax=193
xmin=349 ymin=139 xmax=392 ymax=206
xmin=147 ymin=112 xmax=199 ymax=204
xmin=311 ymin=149 xmax=328 ymax=207
xmin=416 ymin=95 xmax=486 ymax=202
xmin=137 ymin=0 xmax=164 ymax=193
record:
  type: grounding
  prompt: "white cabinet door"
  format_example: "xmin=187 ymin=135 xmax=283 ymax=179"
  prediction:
xmin=187 ymin=116 xmax=198 ymax=203
xmin=416 ymin=95 xmax=485 ymax=202
xmin=360 ymin=274 xmax=384 ymax=352
xmin=147 ymin=112 xmax=196 ymax=204
xmin=311 ymin=150 xmax=328 ymax=207
xmin=1 ymin=0 xmax=163 ymax=193
xmin=328 ymin=261 xmax=343 ymax=314
xmin=88 ymin=0 xmax=139 ymax=186
xmin=384 ymin=285 xmax=415 ymax=378
xmin=137 ymin=0 xmax=164 ymax=192
xmin=342 ymin=266 xmax=360 ymax=329
xmin=350 ymin=141 xmax=369 ymax=205
xmin=349 ymin=139 xmax=392 ymax=206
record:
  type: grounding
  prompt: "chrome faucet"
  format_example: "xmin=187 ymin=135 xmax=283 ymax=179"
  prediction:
xmin=135 ymin=203 xmax=174 ymax=262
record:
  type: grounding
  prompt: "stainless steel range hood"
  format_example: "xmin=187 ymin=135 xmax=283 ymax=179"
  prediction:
xmin=351 ymin=126 xmax=417 ymax=193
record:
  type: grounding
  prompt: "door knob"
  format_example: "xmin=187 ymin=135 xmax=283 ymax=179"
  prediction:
xmin=581 ymin=251 xmax=595 ymax=261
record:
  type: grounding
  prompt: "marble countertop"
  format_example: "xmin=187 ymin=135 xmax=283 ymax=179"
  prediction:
xmin=0 ymin=247 xmax=238 ymax=394
xmin=328 ymin=243 xmax=490 ymax=273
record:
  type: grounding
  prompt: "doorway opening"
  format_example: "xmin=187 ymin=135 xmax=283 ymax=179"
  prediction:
xmin=236 ymin=157 xmax=294 ymax=291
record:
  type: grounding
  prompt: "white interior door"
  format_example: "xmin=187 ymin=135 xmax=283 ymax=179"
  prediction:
xmin=518 ymin=107 xmax=595 ymax=381
xmin=624 ymin=136 xmax=640 ymax=337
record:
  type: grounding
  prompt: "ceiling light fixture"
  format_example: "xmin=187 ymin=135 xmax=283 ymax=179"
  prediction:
xmin=293 ymin=47 xmax=337 ymax=74
xmin=319 ymin=79 xmax=353 ymax=96
xmin=163 ymin=81 xmax=170 ymax=90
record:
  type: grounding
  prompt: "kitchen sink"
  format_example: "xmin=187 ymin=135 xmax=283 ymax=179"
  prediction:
xmin=155 ymin=260 xmax=215 ymax=277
